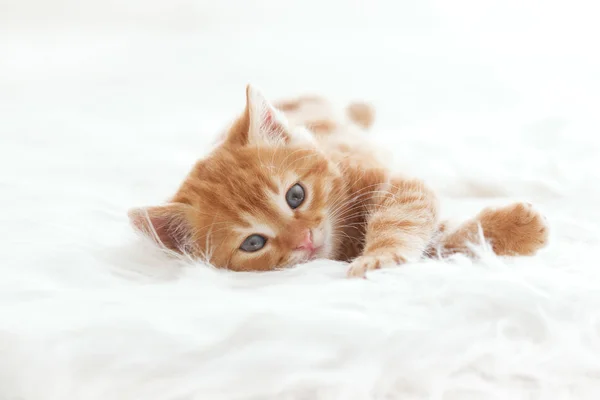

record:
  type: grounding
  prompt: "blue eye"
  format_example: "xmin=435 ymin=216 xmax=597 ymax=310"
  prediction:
xmin=285 ymin=183 xmax=305 ymax=209
xmin=240 ymin=234 xmax=267 ymax=252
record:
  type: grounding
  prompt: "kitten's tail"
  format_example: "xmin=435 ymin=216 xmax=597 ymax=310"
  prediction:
xmin=346 ymin=101 xmax=375 ymax=130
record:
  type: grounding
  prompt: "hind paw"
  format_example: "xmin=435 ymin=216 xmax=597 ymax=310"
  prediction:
xmin=478 ymin=202 xmax=549 ymax=256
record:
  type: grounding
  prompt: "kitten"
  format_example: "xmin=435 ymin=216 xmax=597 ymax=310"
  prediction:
xmin=129 ymin=85 xmax=548 ymax=277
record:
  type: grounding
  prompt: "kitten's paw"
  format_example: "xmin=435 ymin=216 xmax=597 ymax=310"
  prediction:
xmin=478 ymin=202 xmax=549 ymax=256
xmin=347 ymin=253 xmax=405 ymax=278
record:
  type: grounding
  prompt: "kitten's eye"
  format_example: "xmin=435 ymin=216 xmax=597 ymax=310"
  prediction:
xmin=285 ymin=183 xmax=305 ymax=209
xmin=240 ymin=234 xmax=267 ymax=252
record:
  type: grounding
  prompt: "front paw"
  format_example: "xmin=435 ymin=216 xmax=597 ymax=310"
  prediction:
xmin=347 ymin=253 xmax=406 ymax=278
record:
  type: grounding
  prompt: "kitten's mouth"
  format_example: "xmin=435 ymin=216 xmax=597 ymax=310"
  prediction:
xmin=297 ymin=224 xmax=330 ymax=262
xmin=296 ymin=245 xmax=323 ymax=263
xmin=309 ymin=246 xmax=322 ymax=259
xmin=307 ymin=243 xmax=328 ymax=260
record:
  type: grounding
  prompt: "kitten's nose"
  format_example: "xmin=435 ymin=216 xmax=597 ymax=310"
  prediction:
xmin=295 ymin=229 xmax=314 ymax=251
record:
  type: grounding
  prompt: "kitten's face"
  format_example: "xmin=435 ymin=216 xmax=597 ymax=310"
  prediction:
xmin=129 ymin=85 xmax=344 ymax=271
xmin=175 ymin=145 xmax=343 ymax=271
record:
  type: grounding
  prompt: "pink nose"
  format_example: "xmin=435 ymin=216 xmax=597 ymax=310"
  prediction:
xmin=295 ymin=230 xmax=314 ymax=251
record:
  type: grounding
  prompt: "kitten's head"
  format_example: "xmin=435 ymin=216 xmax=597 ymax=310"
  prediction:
xmin=129 ymin=85 xmax=344 ymax=271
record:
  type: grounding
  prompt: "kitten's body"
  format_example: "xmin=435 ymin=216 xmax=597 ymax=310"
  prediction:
xmin=130 ymin=86 xmax=548 ymax=277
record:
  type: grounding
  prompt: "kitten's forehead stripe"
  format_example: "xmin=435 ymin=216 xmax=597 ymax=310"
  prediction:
xmin=255 ymin=203 xmax=286 ymax=228
xmin=269 ymin=190 xmax=293 ymax=219
xmin=236 ymin=217 xmax=277 ymax=238
xmin=259 ymin=175 xmax=278 ymax=193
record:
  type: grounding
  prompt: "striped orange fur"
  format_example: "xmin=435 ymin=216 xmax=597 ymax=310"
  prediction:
xmin=129 ymin=85 xmax=548 ymax=277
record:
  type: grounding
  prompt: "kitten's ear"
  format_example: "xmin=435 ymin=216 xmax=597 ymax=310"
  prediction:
xmin=227 ymin=84 xmax=290 ymax=146
xmin=128 ymin=203 xmax=197 ymax=253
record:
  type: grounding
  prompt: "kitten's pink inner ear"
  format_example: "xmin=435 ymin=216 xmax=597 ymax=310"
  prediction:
xmin=264 ymin=109 xmax=274 ymax=127
xmin=128 ymin=204 xmax=195 ymax=252
xmin=245 ymin=84 xmax=289 ymax=144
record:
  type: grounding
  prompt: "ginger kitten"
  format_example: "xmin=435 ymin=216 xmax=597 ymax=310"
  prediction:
xmin=129 ymin=85 xmax=548 ymax=277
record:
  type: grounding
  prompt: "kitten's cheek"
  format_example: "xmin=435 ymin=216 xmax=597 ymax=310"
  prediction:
xmin=320 ymin=218 xmax=334 ymax=256
xmin=312 ymin=228 xmax=324 ymax=247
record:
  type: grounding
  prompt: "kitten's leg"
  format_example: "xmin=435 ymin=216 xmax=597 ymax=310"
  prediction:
xmin=347 ymin=177 xmax=438 ymax=278
xmin=430 ymin=202 xmax=549 ymax=258
xmin=274 ymin=95 xmax=374 ymax=135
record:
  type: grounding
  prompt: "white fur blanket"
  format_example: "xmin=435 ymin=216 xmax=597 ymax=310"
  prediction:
xmin=2 ymin=1 xmax=600 ymax=398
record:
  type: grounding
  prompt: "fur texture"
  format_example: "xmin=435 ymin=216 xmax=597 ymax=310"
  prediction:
xmin=130 ymin=87 xmax=548 ymax=277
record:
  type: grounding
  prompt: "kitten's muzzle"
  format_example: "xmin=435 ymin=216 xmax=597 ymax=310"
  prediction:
xmin=294 ymin=229 xmax=314 ymax=252
xmin=294 ymin=229 xmax=324 ymax=259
